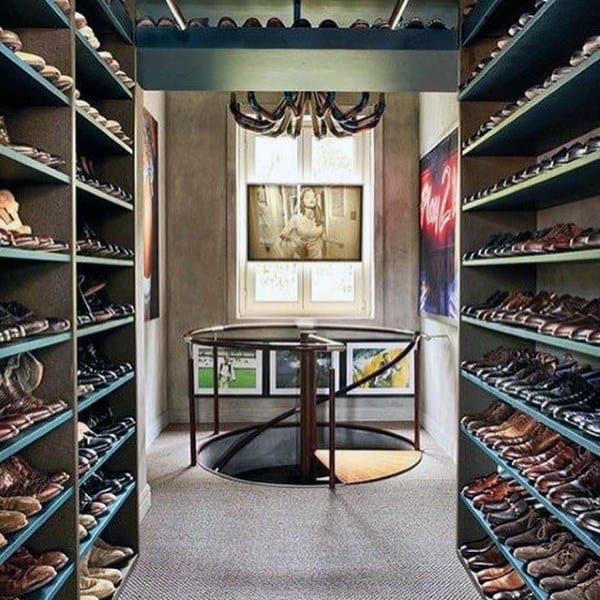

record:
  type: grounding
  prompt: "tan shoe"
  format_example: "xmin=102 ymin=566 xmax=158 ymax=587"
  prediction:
xmin=0 ymin=509 xmax=27 ymax=533
xmin=0 ymin=495 xmax=42 ymax=517
xmin=81 ymin=596 xmax=99 ymax=600
xmin=0 ymin=533 xmax=6 ymax=548
xmin=88 ymin=567 xmax=123 ymax=586
xmin=79 ymin=514 xmax=97 ymax=530
xmin=89 ymin=539 xmax=133 ymax=568
xmin=79 ymin=524 xmax=88 ymax=541
xmin=80 ymin=575 xmax=115 ymax=599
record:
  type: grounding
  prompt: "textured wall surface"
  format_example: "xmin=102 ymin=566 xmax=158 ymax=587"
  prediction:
xmin=165 ymin=92 xmax=421 ymax=424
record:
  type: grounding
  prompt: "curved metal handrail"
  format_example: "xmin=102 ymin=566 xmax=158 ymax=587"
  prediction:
xmin=184 ymin=324 xmax=421 ymax=473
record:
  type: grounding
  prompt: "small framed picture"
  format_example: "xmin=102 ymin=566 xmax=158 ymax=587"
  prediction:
xmin=346 ymin=342 xmax=415 ymax=396
xmin=269 ymin=350 xmax=340 ymax=395
xmin=193 ymin=345 xmax=263 ymax=396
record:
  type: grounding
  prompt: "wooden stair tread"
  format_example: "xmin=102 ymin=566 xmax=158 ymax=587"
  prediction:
xmin=314 ymin=449 xmax=422 ymax=484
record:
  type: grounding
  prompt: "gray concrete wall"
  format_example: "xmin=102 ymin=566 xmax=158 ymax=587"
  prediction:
xmin=165 ymin=92 xmax=420 ymax=424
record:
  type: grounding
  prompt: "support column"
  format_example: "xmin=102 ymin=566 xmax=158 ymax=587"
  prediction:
xmin=299 ymin=332 xmax=317 ymax=483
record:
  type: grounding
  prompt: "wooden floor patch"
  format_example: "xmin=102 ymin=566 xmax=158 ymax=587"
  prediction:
xmin=314 ymin=449 xmax=422 ymax=484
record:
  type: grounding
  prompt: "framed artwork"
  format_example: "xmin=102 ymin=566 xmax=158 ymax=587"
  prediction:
xmin=419 ymin=129 xmax=458 ymax=320
xmin=269 ymin=350 xmax=340 ymax=395
xmin=193 ymin=345 xmax=263 ymax=396
xmin=346 ymin=343 xmax=415 ymax=396
xmin=247 ymin=184 xmax=362 ymax=261
xmin=142 ymin=108 xmax=160 ymax=321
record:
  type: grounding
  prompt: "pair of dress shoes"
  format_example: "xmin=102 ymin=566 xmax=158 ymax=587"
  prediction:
xmin=0 ymin=301 xmax=70 ymax=344
xmin=77 ymin=222 xmax=133 ymax=261
xmin=77 ymin=276 xmax=135 ymax=327
xmin=78 ymin=342 xmax=133 ymax=394
xmin=77 ymin=157 xmax=133 ymax=204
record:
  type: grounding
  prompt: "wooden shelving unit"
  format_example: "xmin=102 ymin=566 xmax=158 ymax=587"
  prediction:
xmin=0 ymin=0 xmax=139 ymax=597
xmin=457 ymin=0 xmax=600 ymax=595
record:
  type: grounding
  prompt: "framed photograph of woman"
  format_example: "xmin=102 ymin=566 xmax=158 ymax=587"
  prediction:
xmin=346 ymin=343 xmax=415 ymax=396
xmin=247 ymin=184 xmax=362 ymax=261
xmin=193 ymin=345 xmax=263 ymax=396
xmin=269 ymin=350 xmax=340 ymax=395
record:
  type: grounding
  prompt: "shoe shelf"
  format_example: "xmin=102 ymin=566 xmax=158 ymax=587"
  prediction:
xmin=461 ymin=371 xmax=600 ymax=456
xmin=76 ymin=256 xmax=134 ymax=267
xmin=76 ymin=108 xmax=133 ymax=156
xmin=461 ymin=0 xmax=529 ymax=47
xmin=76 ymin=317 xmax=134 ymax=339
xmin=0 ymin=487 xmax=73 ymax=564
xmin=461 ymin=316 xmax=600 ymax=359
xmin=462 ymin=53 xmax=600 ymax=157
xmin=459 ymin=0 xmax=599 ymax=101
xmin=456 ymin=550 xmax=487 ymax=600
xmin=462 ymin=152 xmax=600 ymax=212
xmin=0 ymin=248 xmax=71 ymax=264
xmin=460 ymin=494 xmax=547 ymax=600
xmin=0 ymin=144 xmax=71 ymax=185
xmin=76 ymin=181 xmax=134 ymax=212
xmin=462 ymin=249 xmax=600 ymax=267
xmin=1 ymin=0 xmax=70 ymax=28
xmin=0 ymin=332 xmax=72 ymax=360
xmin=27 ymin=561 xmax=75 ymax=600
xmin=75 ymin=32 xmax=133 ymax=100
xmin=462 ymin=425 xmax=600 ymax=556
xmin=78 ymin=372 xmax=135 ymax=413
xmin=79 ymin=427 xmax=136 ymax=487
xmin=76 ymin=0 xmax=134 ymax=45
xmin=0 ymin=44 xmax=71 ymax=107
xmin=78 ymin=481 xmax=136 ymax=559
xmin=0 ymin=409 xmax=74 ymax=464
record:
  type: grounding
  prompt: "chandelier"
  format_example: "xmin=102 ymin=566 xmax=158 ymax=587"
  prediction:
xmin=229 ymin=92 xmax=386 ymax=138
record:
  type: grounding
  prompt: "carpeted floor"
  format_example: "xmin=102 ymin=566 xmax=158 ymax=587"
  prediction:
xmin=120 ymin=426 xmax=478 ymax=600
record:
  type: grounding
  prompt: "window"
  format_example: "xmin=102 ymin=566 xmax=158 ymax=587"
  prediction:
xmin=236 ymin=124 xmax=374 ymax=319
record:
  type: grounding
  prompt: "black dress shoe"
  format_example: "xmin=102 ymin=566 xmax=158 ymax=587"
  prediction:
xmin=459 ymin=537 xmax=493 ymax=558
xmin=486 ymin=499 xmax=531 ymax=526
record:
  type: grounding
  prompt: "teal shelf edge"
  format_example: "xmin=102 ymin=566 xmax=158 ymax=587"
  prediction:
xmin=0 ymin=487 xmax=74 ymax=564
xmin=0 ymin=247 xmax=70 ymax=263
xmin=461 ymin=0 xmax=507 ymax=46
xmin=461 ymin=424 xmax=600 ymax=555
xmin=79 ymin=482 xmax=136 ymax=558
xmin=28 ymin=561 xmax=74 ymax=600
xmin=78 ymin=372 xmax=135 ymax=413
xmin=76 ymin=180 xmax=134 ymax=211
xmin=0 ymin=144 xmax=71 ymax=186
xmin=463 ymin=249 xmax=600 ymax=267
xmin=460 ymin=493 xmax=547 ymax=600
xmin=77 ymin=256 xmax=134 ymax=267
xmin=79 ymin=427 xmax=136 ymax=487
xmin=0 ymin=409 xmax=74 ymax=463
xmin=76 ymin=0 xmax=133 ymax=44
xmin=0 ymin=332 xmax=71 ymax=360
xmin=461 ymin=316 xmax=600 ymax=359
xmin=76 ymin=108 xmax=133 ymax=156
xmin=462 ymin=152 xmax=600 ymax=212
xmin=461 ymin=370 xmax=600 ymax=456
xmin=77 ymin=317 xmax=134 ymax=339
xmin=456 ymin=550 xmax=487 ymax=600
xmin=113 ymin=555 xmax=139 ymax=599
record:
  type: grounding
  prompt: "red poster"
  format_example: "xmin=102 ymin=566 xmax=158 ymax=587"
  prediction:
xmin=419 ymin=130 xmax=458 ymax=319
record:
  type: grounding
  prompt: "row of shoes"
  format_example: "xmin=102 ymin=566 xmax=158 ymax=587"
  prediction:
xmin=0 ymin=189 xmax=68 ymax=253
xmin=0 ymin=546 xmax=69 ymax=597
xmin=78 ymin=407 xmax=135 ymax=476
xmin=80 ymin=469 xmax=134 ymax=518
xmin=77 ymin=276 xmax=135 ymax=327
xmin=78 ymin=222 xmax=134 ymax=261
xmin=0 ymin=453 xmax=69 ymax=543
xmin=77 ymin=156 xmax=133 ymax=204
xmin=462 ymin=35 xmax=600 ymax=146
xmin=463 ymin=405 xmax=600 ymax=530
xmin=0 ymin=352 xmax=68 ymax=443
xmin=462 ymin=474 xmax=600 ymax=599
xmin=75 ymin=12 xmax=135 ymax=90
xmin=463 ymin=135 xmax=600 ymax=204
xmin=78 ymin=342 xmax=133 ymax=396
xmin=0 ymin=116 xmax=65 ymax=172
xmin=461 ymin=347 xmax=600 ymax=438
xmin=76 ymin=96 xmax=133 ymax=147
xmin=79 ymin=538 xmax=135 ymax=600
xmin=462 ymin=291 xmax=600 ymax=345
xmin=464 ymin=223 xmax=600 ymax=260
xmin=137 ymin=15 xmax=450 ymax=31
xmin=0 ymin=301 xmax=70 ymax=344
xmin=0 ymin=27 xmax=74 ymax=95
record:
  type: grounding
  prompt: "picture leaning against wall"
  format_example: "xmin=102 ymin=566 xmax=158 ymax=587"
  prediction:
xmin=247 ymin=184 xmax=362 ymax=261
xmin=419 ymin=129 xmax=458 ymax=320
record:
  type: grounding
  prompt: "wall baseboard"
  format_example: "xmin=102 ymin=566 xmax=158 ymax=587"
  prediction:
xmin=146 ymin=411 xmax=169 ymax=448
xmin=139 ymin=483 xmax=152 ymax=521
xmin=423 ymin=409 xmax=457 ymax=463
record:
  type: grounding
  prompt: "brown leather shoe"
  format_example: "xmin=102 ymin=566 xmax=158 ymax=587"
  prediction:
xmin=481 ymin=570 xmax=525 ymax=594
xmin=0 ymin=563 xmax=57 ymax=596
xmin=550 ymin=573 xmax=600 ymax=599
xmin=0 ymin=456 xmax=65 ymax=504
xmin=546 ymin=461 xmax=600 ymax=505
xmin=514 ymin=531 xmax=572 ymax=562
xmin=535 ymin=452 xmax=595 ymax=493
xmin=522 ymin=445 xmax=577 ymax=480
xmin=467 ymin=546 xmax=506 ymax=570
xmin=477 ymin=563 xmax=512 ymax=583
xmin=493 ymin=509 xmax=542 ymax=541
xmin=8 ymin=547 xmax=68 ymax=571
xmin=539 ymin=559 xmax=600 ymax=594
xmin=501 ymin=428 xmax=562 ymax=460
xmin=513 ymin=441 xmax=573 ymax=470
xmin=0 ymin=509 xmax=27 ymax=533
xmin=462 ymin=401 xmax=514 ymax=431
xmin=527 ymin=542 xmax=589 ymax=578
xmin=505 ymin=517 xmax=562 ymax=548
xmin=0 ymin=495 xmax=41 ymax=517
xmin=463 ymin=473 xmax=504 ymax=498
xmin=473 ymin=481 xmax=524 ymax=509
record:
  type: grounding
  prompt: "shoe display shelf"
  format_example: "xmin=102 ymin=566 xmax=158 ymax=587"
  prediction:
xmin=0 ymin=0 xmax=139 ymax=597
xmin=457 ymin=0 xmax=600 ymax=596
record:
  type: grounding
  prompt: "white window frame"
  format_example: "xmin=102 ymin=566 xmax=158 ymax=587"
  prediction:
xmin=236 ymin=124 xmax=375 ymax=319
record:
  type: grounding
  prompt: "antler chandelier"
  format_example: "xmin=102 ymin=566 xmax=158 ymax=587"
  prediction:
xmin=229 ymin=92 xmax=386 ymax=138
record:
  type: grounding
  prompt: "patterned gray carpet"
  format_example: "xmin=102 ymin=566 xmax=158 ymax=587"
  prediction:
xmin=120 ymin=427 xmax=478 ymax=600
